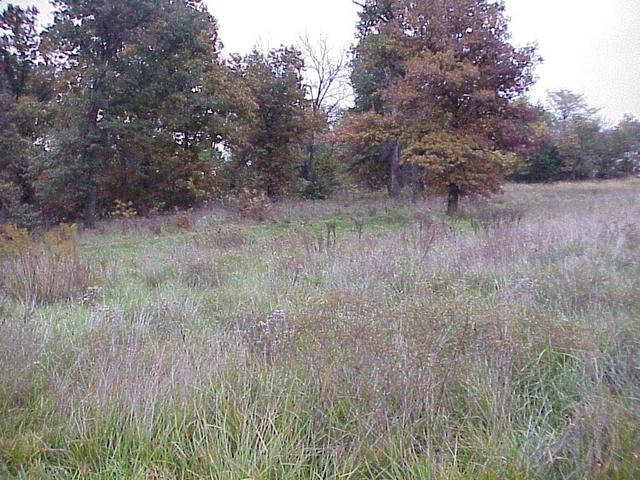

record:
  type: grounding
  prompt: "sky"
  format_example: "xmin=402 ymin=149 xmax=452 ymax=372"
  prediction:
xmin=2 ymin=0 xmax=640 ymax=124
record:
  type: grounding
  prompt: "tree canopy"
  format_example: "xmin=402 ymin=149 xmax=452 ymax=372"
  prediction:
xmin=0 ymin=0 xmax=638 ymax=227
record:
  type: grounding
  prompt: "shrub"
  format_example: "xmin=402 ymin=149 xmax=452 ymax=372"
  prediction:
xmin=0 ymin=224 xmax=33 ymax=259
xmin=234 ymin=189 xmax=272 ymax=221
xmin=0 ymin=225 xmax=100 ymax=306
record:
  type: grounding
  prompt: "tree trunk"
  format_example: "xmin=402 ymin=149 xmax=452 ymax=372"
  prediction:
xmin=84 ymin=182 xmax=97 ymax=229
xmin=447 ymin=183 xmax=460 ymax=216
xmin=411 ymin=162 xmax=420 ymax=203
xmin=388 ymin=140 xmax=401 ymax=199
xmin=303 ymin=132 xmax=316 ymax=182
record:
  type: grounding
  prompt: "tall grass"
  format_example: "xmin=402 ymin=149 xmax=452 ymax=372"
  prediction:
xmin=1 ymin=180 xmax=639 ymax=479
xmin=0 ymin=225 xmax=103 ymax=309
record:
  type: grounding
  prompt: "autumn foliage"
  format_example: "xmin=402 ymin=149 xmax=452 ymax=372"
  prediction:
xmin=340 ymin=0 xmax=541 ymax=213
xmin=0 ymin=0 xmax=638 ymax=227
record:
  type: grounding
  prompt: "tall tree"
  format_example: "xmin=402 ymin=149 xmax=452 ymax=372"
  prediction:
xmin=41 ymin=0 xmax=161 ymax=226
xmin=231 ymin=47 xmax=308 ymax=197
xmin=0 ymin=4 xmax=48 ymax=226
xmin=96 ymin=1 xmax=247 ymax=212
xmin=39 ymin=0 xmax=243 ymax=223
xmin=388 ymin=0 xmax=539 ymax=213
xmin=547 ymin=90 xmax=600 ymax=122
xmin=344 ymin=0 xmax=538 ymax=209
xmin=346 ymin=0 xmax=406 ymax=197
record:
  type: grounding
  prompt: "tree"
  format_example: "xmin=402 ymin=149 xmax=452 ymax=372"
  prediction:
xmin=347 ymin=0 xmax=539 ymax=213
xmin=512 ymin=96 xmax=639 ymax=183
xmin=0 ymin=4 xmax=48 ymax=226
xmin=345 ymin=1 xmax=406 ymax=198
xmin=230 ymin=47 xmax=309 ymax=197
xmin=39 ymin=0 xmax=243 ymax=224
xmin=96 ymin=1 xmax=247 ymax=212
xmin=40 ymin=0 xmax=162 ymax=226
xmin=545 ymin=89 xmax=604 ymax=180
xmin=547 ymin=89 xmax=600 ymax=122
xmin=299 ymin=34 xmax=350 ymax=121
xmin=511 ymin=139 xmax=564 ymax=183
xmin=606 ymin=115 xmax=640 ymax=177
xmin=297 ymin=34 xmax=349 ymax=198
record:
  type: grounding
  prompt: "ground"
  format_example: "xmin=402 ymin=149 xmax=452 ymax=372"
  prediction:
xmin=1 ymin=180 xmax=639 ymax=479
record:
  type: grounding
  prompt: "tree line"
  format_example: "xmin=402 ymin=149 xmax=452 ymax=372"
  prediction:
xmin=1 ymin=0 xmax=638 ymax=227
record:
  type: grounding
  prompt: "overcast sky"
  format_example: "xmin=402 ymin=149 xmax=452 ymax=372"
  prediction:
xmin=3 ymin=0 xmax=639 ymax=124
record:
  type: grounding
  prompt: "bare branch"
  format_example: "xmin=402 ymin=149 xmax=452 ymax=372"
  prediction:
xmin=298 ymin=32 xmax=352 ymax=120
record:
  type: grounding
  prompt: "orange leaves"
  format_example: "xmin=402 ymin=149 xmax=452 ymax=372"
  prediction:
xmin=336 ymin=111 xmax=397 ymax=147
xmin=347 ymin=0 xmax=540 ymax=200
xmin=403 ymin=130 xmax=504 ymax=195
xmin=0 ymin=224 xmax=33 ymax=259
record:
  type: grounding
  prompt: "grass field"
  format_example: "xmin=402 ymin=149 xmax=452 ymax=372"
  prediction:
xmin=1 ymin=180 xmax=639 ymax=479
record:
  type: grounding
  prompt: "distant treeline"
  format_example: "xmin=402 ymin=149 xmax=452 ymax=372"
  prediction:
xmin=1 ymin=0 xmax=638 ymax=227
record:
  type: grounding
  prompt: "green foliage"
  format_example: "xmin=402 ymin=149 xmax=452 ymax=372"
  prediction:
xmin=546 ymin=90 xmax=610 ymax=181
xmin=298 ymin=146 xmax=339 ymax=199
xmin=603 ymin=115 xmax=640 ymax=178
xmin=512 ymin=91 xmax=640 ymax=183
xmin=0 ymin=5 xmax=46 ymax=227
xmin=37 ymin=0 xmax=250 ymax=225
xmin=512 ymin=141 xmax=564 ymax=183
xmin=230 ymin=47 xmax=309 ymax=197
xmin=351 ymin=30 xmax=404 ymax=114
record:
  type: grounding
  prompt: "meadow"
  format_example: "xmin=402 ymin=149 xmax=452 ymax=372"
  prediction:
xmin=1 ymin=180 xmax=639 ymax=479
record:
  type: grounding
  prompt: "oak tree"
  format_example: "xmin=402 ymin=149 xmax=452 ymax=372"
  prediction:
xmin=346 ymin=0 xmax=539 ymax=212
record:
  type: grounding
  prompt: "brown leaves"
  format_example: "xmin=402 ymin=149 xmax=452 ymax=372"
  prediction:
xmin=348 ymin=0 xmax=540 ymax=200
xmin=336 ymin=111 xmax=398 ymax=148
xmin=403 ymin=130 xmax=504 ymax=195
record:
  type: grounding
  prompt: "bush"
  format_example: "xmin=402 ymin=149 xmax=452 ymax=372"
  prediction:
xmin=298 ymin=149 xmax=339 ymax=199
xmin=0 ymin=224 xmax=33 ymax=258
xmin=510 ymin=141 xmax=565 ymax=183
xmin=234 ymin=189 xmax=272 ymax=221
xmin=0 ymin=224 xmax=101 ymax=306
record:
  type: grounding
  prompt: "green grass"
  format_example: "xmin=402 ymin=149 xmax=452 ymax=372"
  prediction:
xmin=1 ymin=179 xmax=639 ymax=479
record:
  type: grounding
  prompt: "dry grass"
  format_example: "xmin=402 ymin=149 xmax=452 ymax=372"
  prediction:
xmin=0 ymin=180 xmax=639 ymax=479
xmin=0 ymin=226 xmax=104 ymax=308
